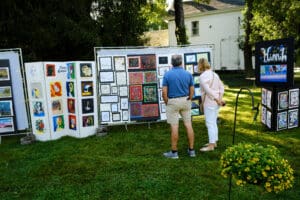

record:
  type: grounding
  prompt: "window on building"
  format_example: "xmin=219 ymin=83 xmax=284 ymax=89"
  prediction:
xmin=191 ymin=21 xmax=199 ymax=36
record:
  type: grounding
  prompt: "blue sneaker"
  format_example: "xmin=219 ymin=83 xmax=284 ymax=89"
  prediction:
xmin=163 ymin=151 xmax=179 ymax=159
xmin=188 ymin=149 xmax=196 ymax=157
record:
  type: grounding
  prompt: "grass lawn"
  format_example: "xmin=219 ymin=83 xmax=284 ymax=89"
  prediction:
xmin=0 ymin=73 xmax=299 ymax=200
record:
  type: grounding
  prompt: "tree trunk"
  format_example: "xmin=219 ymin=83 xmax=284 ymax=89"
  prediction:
xmin=174 ymin=0 xmax=188 ymax=45
xmin=244 ymin=0 xmax=254 ymax=77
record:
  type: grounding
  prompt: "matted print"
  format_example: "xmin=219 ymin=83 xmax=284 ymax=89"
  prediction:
xmin=116 ymin=71 xmax=127 ymax=85
xmin=101 ymin=95 xmax=118 ymax=103
xmin=67 ymin=63 xmax=75 ymax=79
xmin=277 ymin=111 xmax=287 ymax=131
xmin=101 ymin=111 xmax=110 ymax=122
xmin=66 ymin=81 xmax=75 ymax=97
xmin=82 ymin=98 xmax=94 ymax=114
xmin=46 ymin=64 xmax=56 ymax=77
xmin=130 ymin=102 xmax=142 ymax=118
xmin=129 ymin=85 xmax=143 ymax=101
xmin=119 ymin=86 xmax=128 ymax=96
xmin=100 ymin=103 xmax=111 ymax=111
xmin=50 ymin=82 xmax=62 ymax=97
xmin=128 ymin=56 xmax=141 ymax=69
xmin=111 ymin=103 xmax=119 ymax=113
xmin=288 ymin=109 xmax=298 ymax=128
xmin=111 ymin=86 xmax=118 ymax=95
xmin=143 ymin=85 xmax=158 ymax=103
xmin=31 ymin=83 xmax=43 ymax=99
xmin=83 ymin=115 xmax=94 ymax=127
xmin=129 ymin=72 xmax=143 ymax=84
xmin=99 ymin=56 xmax=112 ymax=70
xmin=0 ymin=117 xmax=14 ymax=133
xmin=196 ymin=52 xmax=209 ymax=62
xmin=53 ymin=115 xmax=64 ymax=132
xmin=185 ymin=64 xmax=194 ymax=74
xmin=35 ymin=119 xmax=45 ymax=134
xmin=261 ymin=106 xmax=266 ymax=124
xmin=142 ymin=104 xmax=159 ymax=117
xmin=289 ymin=89 xmax=299 ymax=108
xmin=99 ymin=71 xmax=114 ymax=83
xmin=33 ymin=101 xmax=45 ymax=117
xmin=194 ymin=87 xmax=201 ymax=98
xmin=141 ymin=54 xmax=156 ymax=69
xmin=81 ymin=81 xmax=93 ymax=96
xmin=114 ymin=56 xmax=126 ymax=71
xmin=158 ymin=56 xmax=168 ymax=65
xmin=278 ymin=91 xmax=288 ymax=111
xmin=160 ymin=103 xmax=166 ymax=113
xmin=159 ymin=90 xmax=163 ymax=101
xmin=144 ymin=71 xmax=157 ymax=84
xmin=52 ymin=99 xmax=63 ymax=115
xmin=158 ymin=66 xmax=169 ymax=76
xmin=67 ymin=98 xmax=75 ymax=113
xmin=112 ymin=113 xmax=121 ymax=121
xmin=0 ymin=100 xmax=13 ymax=116
xmin=80 ymin=63 xmax=93 ymax=77
xmin=193 ymin=76 xmax=200 ymax=84
xmin=0 ymin=67 xmax=10 ymax=81
xmin=120 ymin=98 xmax=129 ymax=109
xmin=100 ymin=84 xmax=111 ymax=95
xmin=185 ymin=53 xmax=196 ymax=64
xmin=266 ymin=90 xmax=272 ymax=109
xmin=122 ymin=110 xmax=129 ymax=121
xmin=158 ymin=78 xmax=163 ymax=88
xmin=0 ymin=86 xmax=12 ymax=98
xmin=69 ymin=115 xmax=76 ymax=130
xmin=266 ymin=110 xmax=272 ymax=128
xmin=261 ymin=88 xmax=267 ymax=106
xmin=193 ymin=64 xmax=199 ymax=73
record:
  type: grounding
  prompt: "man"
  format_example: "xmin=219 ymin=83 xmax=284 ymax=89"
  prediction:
xmin=162 ymin=54 xmax=195 ymax=159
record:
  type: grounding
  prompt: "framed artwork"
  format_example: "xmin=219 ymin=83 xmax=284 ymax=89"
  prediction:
xmin=261 ymin=106 xmax=266 ymax=124
xmin=158 ymin=78 xmax=163 ymax=88
xmin=277 ymin=111 xmax=287 ymax=131
xmin=288 ymin=109 xmax=298 ymax=128
xmin=266 ymin=110 xmax=272 ymax=128
xmin=0 ymin=67 xmax=10 ymax=81
xmin=142 ymin=104 xmax=159 ymax=117
xmin=144 ymin=71 xmax=157 ymax=84
xmin=69 ymin=115 xmax=77 ymax=130
xmin=0 ymin=100 xmax=13 ymax=116
xmin=50 ymin=82 xmax=62 ymax=97
xmin=0 ymin=117 xmax=14 ymax=133
xmin=129 ymin=72 xmax=143 ymax=84
xmin=82 ymin=98 xmax=94 ymax=114
xmin=100 ymin=84 xmax=111 ymax=95
xmin=185 ymin=64 xmax=194 ymax=74
xmin=101 ymin=111 xmax=110 ymax=122
xmin=101 ymin=95 xmax=118 ymax=103
xmin=194 ymin=87 xmax=201 ymax=98
xmin=160 ymin=103 xmax=166 ymax=113
xmin=122 ymin=110 xmax=129 ymax=121
xmin=129 ymin=85 xmax=143 ymax=102
xmin=83 ymin=115 xmax=94 ymax=127
xmin=35 ymin=119 xmax=45 ymax=134
xmin=143 ymin=85 xmax=158 ymax=103
xmin=80 ymin=63 xmax=93 ymax=77
xmin=196 ymin=52 xmax=209 ymax=62
xmin=31 ymin=83 xmax=43 ymax=99
xmin=278 ymin=91 xmax=288 ymax=111
xmin=52 ymin=99 xmax=63 ymax=115
xmin=53 ymin=115 xmax=64 ymax=132
xmin=158 ymin=66 xmax=169 ymax=76
xmin=111 ymin=103 xmax=119 ymax=113
xmin=112 ymin=113 xmax=121 ymax=121
xmin=66 ymin=81 xmax=75 ymax=97
xmin=193 ymin=76 xmax=200 ymax=84
xmin=289 ymin=89 xmax=299 ymax=108
xmin=114 ymin=56 xmax=126 ymax=71
xmin=99 ymin=71 xmax=114 ymax=83
xmin=0 ymin=86 xmax=12 ymax=98
xmin=193 ymin=64 xmax=199 ymax=73
xmin=116 ymin=72 xmax=127 ymax=85
xmin=33 ymin=101 xmax=45 ymax=117
xmin=81 ymin=81 xmax=93 ymax=96
xmin=120 ymin=98 xmax=129 ymax=109
xmin=185 ymin=53 xmax=196 ymax=64
xmin=130 ymin=102 xmax=142 ymax=118
xmin=119 ymin=86 xmax=128 ymax=96
xmin=67 ymin=98 xmax=75 ymax=113
xmin=158 ymin=56 xmax=168 ymax=65
xmin=159 ymin=89 xmax=163 ymax=101
xmin=99 ymin=57 xmax=112 ymax=70
xmin=141 ymin=54 xmax=156 ymax=69
xmin=261 ymin=88 xmax=266 ymax=106
xmin=111 ymin=86 xmax=118 ymax=95
xmin=67 ymin=63 xmax=75 ymax=79
xmin=100 ymin=103 xmax=111 ymax=111
xmin=46 ymin=64 xmax=56 ymax=77
xmin=266 ymin=90 xmax=272 ymax=109
xmin=128 ymin=56 xmax=141 ymax=69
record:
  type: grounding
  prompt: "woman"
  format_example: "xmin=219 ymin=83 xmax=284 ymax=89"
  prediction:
xmin=198 ymin=58 xmax=225 ymax=152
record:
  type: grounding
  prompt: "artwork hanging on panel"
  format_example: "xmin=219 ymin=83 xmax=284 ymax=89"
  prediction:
xmin=0 ymin=67 xmax=10 ymax=81
xmin=81 ymin=81 xmax=93 ymax=96
xmin=35 ymin=119 xmax=45 ymax=134
xmin=129 ymin=85 xmax=143 ymax=101
xmin=116 ymin=72 xmax=127 ymax=85
xmin=158 ymin=66 xmax=169 ymax=76
xmin=289 ymin=89 xmax=299 ymax=108
xmin=144 ymin=71 xmax=157 ymax=84
xmin=277 ymin=111 xmax=287 ymax=131
xmin=99 ymin=57 xmax=112 ymax=70
xmin=31 ymin=83 xmax=43 ymax=99
xmin=196 ymin=52 xmax=209 ymax=62
xmin=185 ymin=64 xmax=193 ymax=74
xmin=129 ymin=72 xmax=143 ymax=84
xmin=53 ymin=115 xmax=64 ymax=132
xmin=266 ymin=110 xmax=272 ymax=128
xmin=122 ymin=110 xmax=129 ymax=121
xmin=0 ymin=117 xmax=14 ymax=133
xmin=33 ymin=101 xmax=45 ymax=117
xmin=142 ymin=104 xmax=159 ymax=117
xmin=160 ymin=103 xmax=166 ymax=113
xmin=82 ymin=98 xmax=94 ymax=114
xmin=261 ymin=106 xmax=266 ymax=124
xmin=50 ymin=82 xmax=62 ymax=97
xmin=101 ymin=111 xmax=110 ymax=122
xmin=46 ymin=64 xmax=56 ymax=77
xmin=141 ymin=54 xmax=156 ymax=69
xmin=193 ymin=64 xmax=199 ymax=73
xmin=261 ymin=88 xmax=266 ymax=106
xmin=119 ymin=86 xmax=128 ymax=96
xmin=278 ymin=91 xmax=288 ymax=111
xmin=111 ymin=103 xmax=119 ymax=113
xmin=52 ymin=99 xmax=63 ymax=115
xmin=67 ymin=98 xmax=75 ymax=113
xmin=266 ymin=90 xmax=272 ymax=109
xmin=69 ymin=115 xmax=77 ymax=130
xmin=66 ymin=81 xmax=75 ymax=97
xmin=185 ymin=53 xmax=196 ymax=64
xmin=193 ymin=76 xmax=200 ymax=84
xmin=288 ymin=109 xmax=298 ymax=128
xmin=158 ymin=56 xmax=168 ymax=65
xmin=83 ymin=115 xmax=94 ymax=127
xmin=0 ymin=100 xmax=13 ymax=116
xmin=99 ymin=71 xmax=114 ymax=83
xmin=111 ymin=86 xmax=118 ymax=95
xmin=101 ymin=95 xmax=118 ymax=103
xmin=114 ymin=56 xmax=126 ymax=71
xmin=158 ymin=78 xmax=163 ymax=88
xmin=0 ymin=86 xmax=12 ymax=98
xmin=100 ymin=84 xmax=111 ymax=95
xmin=128 ymin=56 xmax=141 ymax=69
xmin=143 ymin=85 xmax=158 ymax=103
xmin=194 ymin=87 xmax=201 ymax=98
xmin=67 ymin=63 xmax=75 ymax=79
xmin=120 ymin=98 xmax=128 ymax=109
xmin=80 ymin=63 xmax=93 ymax=77
xmin=130 ymin=102 xmax=142 ymax=118
xmin=112 ymin=113 xmax=121 ymax=121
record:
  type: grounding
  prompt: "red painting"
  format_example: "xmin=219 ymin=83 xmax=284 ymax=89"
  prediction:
xmin=67 ymin=98 xmax=75 ymax=113
xmin=141 ymin=55 xmax=156 ymax=69
xmin=144 ymin=71 xmax=157 ymax=83
xmin=130 ymin=102 xmax=142 ymax=118
xmin=50 ymin=82 xmax=62 ymax=97
xmin=142 ymin=104 xmax=159 ymax=117
xmin=129 ymin=72 xmax=143 ymax=84
xmin=69 ymin=115 xmax=76 ymax=130
xmin=129 ymin=85 xmax=143 ymax=101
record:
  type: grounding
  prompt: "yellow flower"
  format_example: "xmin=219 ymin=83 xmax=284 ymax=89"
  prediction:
xmin=236 ymin=180 xmax=243 ymax=186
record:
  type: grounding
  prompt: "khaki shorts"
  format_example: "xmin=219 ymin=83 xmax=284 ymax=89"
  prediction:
xmin=166 ymin=96 xmax=192 ymax=125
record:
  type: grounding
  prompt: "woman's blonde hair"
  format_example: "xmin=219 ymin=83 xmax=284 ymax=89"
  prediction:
xmin=198 ymin=58 xmax=211 ymax=72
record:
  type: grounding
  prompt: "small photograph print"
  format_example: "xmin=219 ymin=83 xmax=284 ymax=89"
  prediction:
xmin=193 ymin=64 xmax=199 ymax=73
xmin=116 ymin=72 xmax=127 ymax=85
xmin=111 ymin=86 xmax=118 ymax=95
xmin=50 ymin=82 xmax=62 ymax=97
xmin=0 ymin=67 xmax=10 ymax=81
xmin=0 ymin=117 xmax=14 ymax=133
xmin=158 ymin=66 xmax=169 ymax=76
xmin=193 ymin=76 xmax=200 ymax=84
xmin=122 ymin=110 xmax=129 ymax=121
xmin=80 ymin=63 xmax=93 ymax=77
xmin=35 ymin=119 xmax=45 ymax=134
xmin=99 ymin=71 xmax=114 ymax=83
xmin=266 ymin=110 xmax=272 ymax=129
xmin=99 ymin=57 xmax=112 ymax=70
xmin=185 ymin=54 xmax=196 ymax=64
xmin=0 ymin=86 xmax=12 ymax=98
xmin=33 ymin=101 xmax=45 ymax=117
xmin=185 ymin=64 xmax=194 ymax=74
xmin=160 ymin=103 xmax=166 ymax=113
xmin=66 ymin=81 xmax=75 ymax=97
xmin=261 ymin=106 xmax=266 ymax=124
xmin=46 ymin=64 xmax=56 ymax=77
xmin=82 ymin=98 xmax=94 ymax=114
xmin=114 ymin=56 xmax=126 ymax=71
xmin=128 ymin=56 xmax=141 ymax=69
xmin=196 ymin=52 xmax=209 ymax=62
xmin=119 ymin=86 xmax=128 ymax=96
xmin=278 ymin=91 xmax=288 ymax=111
xmin=67 ymin=63 xmax=75 ymax=79
xmin=0 ymin=100 xmax=13 ymax=116
xmin=266 ymin=90 xmax=272 ymax=109
xmin=141 ymin=54 xmax=156 ymax=69
xmin=158 ymin=56 xmax=168 ymax=65
xmin=120 ymin=98 xmax=128 ymax=110
xmin=158 ymin=78 xmax=163 ymax=88
xmin=100 ymin=84 xmax=111 ymax=95
xmin=143 ymin=85 xmax=158 ymax=103
xmin=69 ymin=115 xmax=77 ymax=130
xmin=261 ymin=88 xmax=266 ymax=106
xmin=67 ymin=98 xmax=75 ymax=113
xmin=52 ymin=99 xmax=63 ymax=115
xmin=288 ymin=109 xmax=298 ymax=129
xmin=194 ymin=87 xmax=201 ymax=98
xmin=111 ymin=103 xmax=119 ymax=113
xmin=83 ymin=115 xmax=94 ymax=127
xmin=81 ymin=81 xmax=93 ymax=96
xmin=53 ymin=115 xmax=64 ymax=132
xmin=289 ymin=89 xmax=299 ymax=108
xmin=277 ymin=112 xmax=287 ymax=131
xmin=101 ymin=111 xmax=110 ymax=122
xmin=31 ymin=83 xmax=43 ymax=99
xmin=112 ymin=113 xmax=121 ymax=121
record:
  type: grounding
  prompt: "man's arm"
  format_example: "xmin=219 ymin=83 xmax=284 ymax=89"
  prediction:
xmin=188 ymin=85 xmax=194 ymax=100
xmin=162 ymin=86 xmax=168 ymax=105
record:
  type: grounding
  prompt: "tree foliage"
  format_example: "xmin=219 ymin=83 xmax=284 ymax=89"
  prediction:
xmin=141 ymin=0 xmax=168 ymax=30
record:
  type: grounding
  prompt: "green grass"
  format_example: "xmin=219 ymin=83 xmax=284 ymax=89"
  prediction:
xmin=0 ymin=74 xmax=300 ymax=200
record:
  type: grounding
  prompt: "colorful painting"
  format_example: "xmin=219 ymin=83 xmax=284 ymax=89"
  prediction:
xmin=144 ymin=71 xmax=157 ymax=83
xmin=141 ymin=55 xmax=156 ymax=69
xmin=53 ymin=115 xmax=64 ymax=132
xmin=69 ymin=115 xmax=76 ymax=130
xmin=289 ymin=89 xmax=299 ymax=108
xmin=80 ymin=63 xmax=93 ymax=77
xmin=66 ymin=81 xmax=75 ymax=97
xmin=129 ymin=72 xmax=143 ymax=84
xmin=67 ymin=98 xmax=75 ymax=113
xmin=288 ymin=109 xmax=298 ymax=128
xmin=46 ymin=64 xmax=56 ymax=77
xmin=35 ymin=119 xmax=45 ymax=134
xmin=128 ymin=56 xmax=141 ymax=69
xmin=0 ymin=100 xmax=13 ymax=116
xmin=33 ymin=101 xmax=45 ymax=117
xmin=129 ymin=85 xmax=143 ymax=101
xmin=83 ymin=115 xmax=94 ymax=127
xmin=52 ymin=99 xmax=63 ymax=115
xmin=0 ymin=117 xmax=14 ymax=133
xmin=130 ymin=102 xmax=142 ymax=118
xmin=143 ymin=85 xmax=158 ymax=103
xmin=0 ymin=86 xmax=12 ymax=98
xmin=67 ymin=63 xmax=75 ymax=79
xmin=82 ymin=98 xmax=94 ymax=114
xmin=142 ymin=104 xmax=159 ymax=117
xmin=50 ymin=82 xmax=62 ymax=97
xmin=0 ymin=67 xmax=10 ymax=81
xmin=31 ymin=83 xmax=43 ymax=99
xmin=278 ymin=91 xmax=288 ymax=110
xmin=277 ymin=112 xmax=287 ymax=130
xmin=81 ymin=81 xmax=93 ymax=96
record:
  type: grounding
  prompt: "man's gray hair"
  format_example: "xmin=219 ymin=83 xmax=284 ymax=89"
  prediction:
xmin=171 ymin=54 xmax=182 ymax=66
